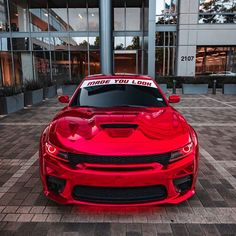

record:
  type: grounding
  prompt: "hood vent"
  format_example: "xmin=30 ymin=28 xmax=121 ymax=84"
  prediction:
xmin=100 ymin=124 xmax=138 ymax=129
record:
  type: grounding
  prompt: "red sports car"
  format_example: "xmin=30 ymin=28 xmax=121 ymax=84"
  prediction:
xmin=39 ymin=74 xmax=199 ymax=206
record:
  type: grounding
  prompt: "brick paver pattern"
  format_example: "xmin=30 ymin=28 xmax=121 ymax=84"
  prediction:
xmin=0 ymin=92 xmax=236 ymax=235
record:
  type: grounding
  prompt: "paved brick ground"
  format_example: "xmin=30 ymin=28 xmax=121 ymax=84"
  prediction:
xmin=0 ymin=92 xmax=236 ymax=235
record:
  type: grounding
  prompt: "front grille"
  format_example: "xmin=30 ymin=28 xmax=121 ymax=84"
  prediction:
xmin=67 ymin=152 xmax=171 ymax=166
xmin=72 ymin=185 xmax=167 ymax=203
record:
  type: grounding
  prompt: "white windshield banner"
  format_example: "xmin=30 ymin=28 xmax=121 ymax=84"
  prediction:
xmin=81 ymin=79 xmax=157 ymax=88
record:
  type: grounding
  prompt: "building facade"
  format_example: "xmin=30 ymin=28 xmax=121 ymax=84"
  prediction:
xmin=0 ymin=0 xmax=236 ymax=87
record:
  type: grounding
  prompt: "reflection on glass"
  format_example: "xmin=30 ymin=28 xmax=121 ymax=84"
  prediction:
xmin=50 ymin=37 xmax=69 ymax=51
xmin=71 ymin=51 xmax=88 ymax=79
xmin=12 ymin=38 xmax=29 ymax=50
xmin=196 ymin=47 xmax=236 ymax=75
xmin=32 ymin=37 xmax=50 ymax=51
xmin=156 ymin=0 xmax=178 ymax=24
xmin=70 ymin=37 xmax=88 ymax=50
xmin=199 ymin=14 xmax=235 ymax=24
xmin=33 ymin=51 xmax=50 ymax=81
xmin=114 ymin=51 xmax=138 ymax=74
xmin=155 ymin=47 xmax=176 ymax=76
xmin=156 ymin=14 xmax=177 ymax=24
xmin=88 ymin=8 xmax=99 ymax=31
xmin=14 ymin=52 xmax=33 ymax=82
xmin=0 ymin=0 xmax=9 ymax=31
xmin=199 ymin=0 xmax=234 ymax=13
xmin=89 ymin=37 xmax=99 ymax=50
xmin=126 ymin=37 xmax=140 ymax=50
xmin=51 ymin=51 xmax=70 ymax=81
xmin=0 ymin=52 xmax=14 ymax=85
xmin=156 ymin=32 xmax=177 ymax=47
xmin=49 ymin=8 xmax=68 ymax=31
xmin=89 ymin=51 xmax=100 ymax=75
xmin=156 ymin=0 xmax=178 ymax=15
xmin=126 ymin=8 xmax=141 ymax=30
xmin=9 ymin=0 xmax=28 ymax=32
xmin=114 ymin=37 xmax=125 ymax=50
xmin=68 ymin=8 xmax=87 ymax=31
xmin=29 ymin=2 xmax=49 ymax=32
xmin=0 ymin=38 xmax=10 ymax=51
xmin=114 ymin=8 xmax=125 ymax=30
xmin=199 ymin=0 xmax=236 ymax=23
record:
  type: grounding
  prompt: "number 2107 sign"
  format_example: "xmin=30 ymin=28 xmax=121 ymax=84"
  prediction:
xmin=181 ymin=56 xmax=195 ymax=61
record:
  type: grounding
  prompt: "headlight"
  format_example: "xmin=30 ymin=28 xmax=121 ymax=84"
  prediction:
xmin=170 ymin=142 xmax=193 ymax=162
xmin=45 ymin=142 xmax=69 ymax=162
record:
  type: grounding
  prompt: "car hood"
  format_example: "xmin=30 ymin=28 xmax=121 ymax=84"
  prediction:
xmin=48 ymin=107 xmax=191 ymax=156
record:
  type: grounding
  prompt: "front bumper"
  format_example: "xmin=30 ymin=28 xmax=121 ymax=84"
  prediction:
xmin=40 ymin=150 xmax=198 ymax=206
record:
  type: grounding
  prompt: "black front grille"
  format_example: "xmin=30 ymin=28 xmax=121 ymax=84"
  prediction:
xmin=72 ymin=185 xmax=167 ymax=203
xmin=68 ymin=152 xmax=171 ymax=166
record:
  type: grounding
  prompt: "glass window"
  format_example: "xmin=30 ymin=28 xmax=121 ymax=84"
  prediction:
xmin=88 ymin=8 xmax=99 ymax=31
xmin=156 ymin=0 xmax=178 ymax=24
xmin=156 ymin=32 xmax=177 ymax=47
xmin=0 ymin=0 xmax=9 ymax=32
xmin=114 ymin=51 xmax=138 ymax=74
xmin=12 ymin=38 xmax=29 ymax=51
xmin=126 ymin=36 xmax=140 ymax=50
xmin=89 ymin=51 xmax=100 ymax=75
xmin=155 ymin=31 xmax=177 ymax=76
xmin=32 ymin=51 xmax=50 ymax=81
xmin=68 ymin=8 xmax=87 ymax=31
xmin=70 ymin=37 xmax=88 ymax=50
xmin=114 ymin=8 xmax=125 ymax=30
xmin=126 ymin=8 xmax=141 ymax=31
xmin=196 ymin=46 xmax=236 ymax=75
xmin=70 ymin=51 xmax=88 ymax=79
xmin=0 ymin=52 xmax=14 ymax=86
xmin=9 ymin=0 xmax=28 ymax=32
xmin=89 ymin=37 xmax=99 ymax=50
xmin=32 ymin=37 xmax=50 ymax=51
xmin=0 ymin=38 xmax=10 ymax=51
xmin=155 ymin=47 xmax=176 ymax=76
xmin=48 ymin=2 xmax=68 ymax=31
xmin=50 ymin=37 xmax=69 ymax=51
xmin=51 ymin=51 xmax=70 ymax=82
xmin=13 ymin=52 xmax=33 ymax=82
xmin=199 ymin=0 xmax=236 ymax=23
xmin=29 ymin=2 xmax=49 ymax=32
xmin=114 ymin=37 xmax=125 ymax=50
xmin=70 ymin=84 xmax=167 ymax=108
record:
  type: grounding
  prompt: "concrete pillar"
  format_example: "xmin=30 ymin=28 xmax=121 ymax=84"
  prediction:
xmin=176 ymin=0 xmax=198 ymax=76
xmin=148 ymin=0 xmax=156 ymax=78
xmin=99 ymin=0 xmax=113 ymax=74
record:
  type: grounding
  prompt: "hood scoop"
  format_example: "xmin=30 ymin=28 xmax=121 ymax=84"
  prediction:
xmin=100 ymin=123 xmax=138 ymax=138
xmin=100 ymin=124 xmax=138 ymax=129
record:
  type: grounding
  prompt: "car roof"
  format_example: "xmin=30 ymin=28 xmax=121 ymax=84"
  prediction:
xmin=84 ymin=74 xmax=154 ymax=81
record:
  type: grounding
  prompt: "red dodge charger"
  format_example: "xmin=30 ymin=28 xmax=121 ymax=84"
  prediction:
xmin=39 ymin=74 xmax=199 ymax=206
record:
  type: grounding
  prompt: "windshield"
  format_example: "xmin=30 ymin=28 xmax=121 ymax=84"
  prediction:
xmin=70 ymin=82 xmax=167 ymax=108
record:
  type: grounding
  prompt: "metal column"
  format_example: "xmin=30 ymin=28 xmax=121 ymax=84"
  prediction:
xmin=99 ymin=0 xmax=113 ymax=74
xmin=148 ymin=0 xmax=156 ymax=78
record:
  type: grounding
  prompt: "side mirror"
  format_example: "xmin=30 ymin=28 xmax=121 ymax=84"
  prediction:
xmin=168 ymin=95 xmax=180 ymax=103
xmin=58 ymin=95 xmax=69 ymax=104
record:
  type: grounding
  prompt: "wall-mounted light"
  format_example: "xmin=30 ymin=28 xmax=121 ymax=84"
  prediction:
xmin=78 ymin=14 xmax=83 ymax=19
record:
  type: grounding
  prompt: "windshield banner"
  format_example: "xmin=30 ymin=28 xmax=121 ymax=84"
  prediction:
xmin=81 ymin=79 xmax=157 ymax=88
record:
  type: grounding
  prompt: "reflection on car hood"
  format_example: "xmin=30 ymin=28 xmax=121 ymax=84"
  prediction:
xmin=48 ymin=107 xmax=191 ymax=156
